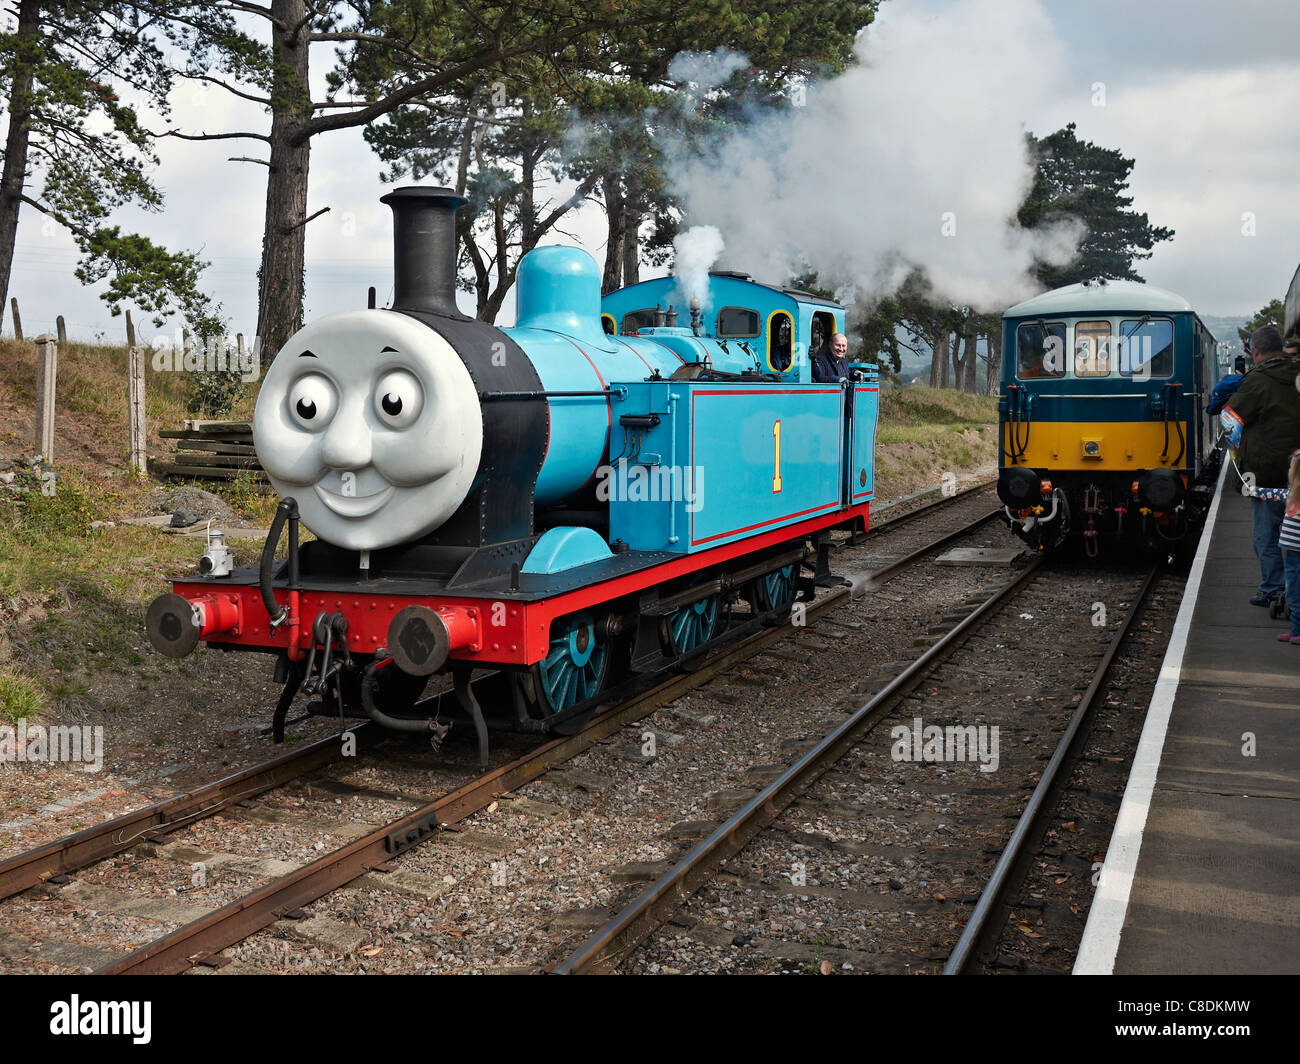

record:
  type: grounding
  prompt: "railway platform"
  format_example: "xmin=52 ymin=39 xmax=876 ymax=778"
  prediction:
xmin=1076 ymin=465 xmax=1300 ymax=974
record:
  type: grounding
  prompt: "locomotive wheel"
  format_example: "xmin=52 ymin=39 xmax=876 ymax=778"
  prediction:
xmin=749 ymin=563 xmax=797 ymax=626
xmin=531 ymin=611 xmax=611 ymax=724
xmin=660 ymin=595 xmax=722 ymax=668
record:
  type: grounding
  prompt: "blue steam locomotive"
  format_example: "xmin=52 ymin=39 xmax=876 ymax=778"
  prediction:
xmin=996 ymin=279 xmax=1220 ymax=556
xmin=146 ymin=186 xmax=879 ymax=760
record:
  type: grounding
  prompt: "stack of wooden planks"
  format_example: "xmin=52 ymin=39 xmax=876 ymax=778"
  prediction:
xmin=149 ymin=419 xmax=267 ymax=483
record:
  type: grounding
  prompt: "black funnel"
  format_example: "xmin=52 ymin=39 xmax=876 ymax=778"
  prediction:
xmin=381 ymin=186 xmax=467 ymax=318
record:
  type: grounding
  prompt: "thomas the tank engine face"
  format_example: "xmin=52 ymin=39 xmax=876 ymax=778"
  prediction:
xmin=253 ymin=308 xmax=484 ymax=552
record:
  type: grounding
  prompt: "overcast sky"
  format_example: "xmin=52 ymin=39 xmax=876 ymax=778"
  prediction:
xmin=4 ymin=0 xmax=1298 ymax=346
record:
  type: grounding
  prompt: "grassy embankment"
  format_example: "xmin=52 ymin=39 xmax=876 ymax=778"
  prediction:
xmin=874 ymin=386 xmax=999 ymax=500
xmin=0 ymin=339 xmax=271 ymax=724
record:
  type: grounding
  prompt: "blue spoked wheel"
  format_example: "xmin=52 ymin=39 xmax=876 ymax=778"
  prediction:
xmin=751 ymin=563 xmax=797 ymax=624
xmin=660 ymin=595 xmax=721 ymax=661
xmin=534 ymin=612 xmax=610 ymax=716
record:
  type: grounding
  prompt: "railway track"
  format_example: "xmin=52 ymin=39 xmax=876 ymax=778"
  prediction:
xmin=551 ymin=561 xmax=1162 ymax=975
xmin=0 ymin=484 xmax=1003 ymax=975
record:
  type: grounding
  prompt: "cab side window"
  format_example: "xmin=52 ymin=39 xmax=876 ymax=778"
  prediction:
xmin=717 ymin=307 xmax=760 ymax=338
xmin=767 ymin=311 xmax=794 ymax=372
xmin=621 ymin=309 xmax=657 ymax=334
xmin=811 ymin=311 xmax=836 ymax=355
xmin=1017 ymin=322 xmax=1066 ymax=378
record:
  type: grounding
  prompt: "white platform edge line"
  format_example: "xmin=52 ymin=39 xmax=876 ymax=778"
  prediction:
xmin=1073 ymin=460 xmax=1229 ymax=975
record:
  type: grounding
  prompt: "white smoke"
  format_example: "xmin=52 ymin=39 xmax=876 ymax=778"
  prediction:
xmin=666 ymin=47 xmax=749 ymax=100
xmin=672 ymin=225 xmax=726 ymax=315
xmin=664 ymin=0 xmax=1083 ymax=311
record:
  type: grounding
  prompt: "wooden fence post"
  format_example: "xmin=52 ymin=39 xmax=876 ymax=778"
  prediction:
xmin=56 ymin=315 xmax=67 ymax=345
xmin=34 ymin=333 xmax=57 ymax=462
xmin=127 ymin=346 xmax=146 ymax=475
xmin=11 ymin=297 xmax=22 ymax=341
xmin=126 ymin=309 xmax=135 ymax=348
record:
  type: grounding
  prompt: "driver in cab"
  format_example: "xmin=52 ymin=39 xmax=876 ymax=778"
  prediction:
xmin=813 ymin=332 xmax=851 ymax=383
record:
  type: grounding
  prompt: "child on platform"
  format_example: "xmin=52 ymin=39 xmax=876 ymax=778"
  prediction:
xmin=1278 ymin=449 xmax=1300 ymax=643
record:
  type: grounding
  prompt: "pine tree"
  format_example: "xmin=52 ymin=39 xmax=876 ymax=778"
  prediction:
xmin=0 ymin=1 xmax=224 ymax=334
xmin=1017 ymin=122 xmax=1174 ymax=289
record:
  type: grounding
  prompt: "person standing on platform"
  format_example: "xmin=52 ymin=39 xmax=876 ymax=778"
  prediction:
xmin=1208 ymin=355 xmax=1249 ymax=416
xmin=1279 ymin=451 xmax=1300 ymax=642
xmin=1223 ymin=325 xmax=1300 ymax=607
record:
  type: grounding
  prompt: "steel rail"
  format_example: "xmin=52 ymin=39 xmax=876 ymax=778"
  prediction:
xmin=96 ymin=511 xmax=1005 ymax=975
xmin=942 ymin=564 xmax=1162 ymax=974
xmin=853 ymin=509 xmax=1003 ymax=589
xmin=867 ymin=478 xmax=996 ymax=533
xmin=0 ymin=722 xmax=374 ymax=901
xmin=95 ymin=586 xmax=857 ymax=974
xmin=553 ymin=556 xmax=1045 ymax=974
xmin=3 ymin=497 xmax=991 ymax=907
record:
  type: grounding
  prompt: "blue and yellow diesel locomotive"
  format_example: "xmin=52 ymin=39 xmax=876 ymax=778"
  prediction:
xmin=145 ymin=186 xmax=879 ymax=759
xmin=997 ymin=280 xmax=1220 ymax=555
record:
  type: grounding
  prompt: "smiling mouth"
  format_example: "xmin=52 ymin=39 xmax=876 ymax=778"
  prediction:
xmin=314 ymin=482 xmax=395 ymax=518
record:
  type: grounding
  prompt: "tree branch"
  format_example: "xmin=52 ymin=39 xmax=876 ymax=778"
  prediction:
xmin=179 ymin=71 xmax=273 ymax=106
xmin=535 ymin=171 xmax=600 ymax=234
xmin=300 ymin=18 xmax=639 ymax=142
xmin=211 ymin=0 xmax=283 ymax=30
xmin=309 ymin=30 xmax=431 ymax=66
xmin=280 ymin=205 xmax=330 ymax=234
xmin=20 ymin=193 xmax=91 ymax=241
xmin=146 ymin=127 xmax=271 ymax=143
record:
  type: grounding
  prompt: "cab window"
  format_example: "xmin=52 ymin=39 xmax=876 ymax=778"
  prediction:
xmin=717 ymin=307 xmax=760 ymax=338
xmin=1017 ymin=322 xmax=1066 ymax=378
xmin=767 ymin=311 xmax=793 ymax=372
xmin=1119 ymin=318 xmax=1174 ymax=377
xmin=621 ymin=308 xmax=657 ymax=333
xmin=810 ymin=310 xmax=836 ymax=355
xmin=1074 ymin=320 xmax=1112 ymax=377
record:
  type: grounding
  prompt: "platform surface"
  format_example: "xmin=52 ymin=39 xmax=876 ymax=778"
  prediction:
xmin=1076 ymin=470 xmax=1300 ymax=974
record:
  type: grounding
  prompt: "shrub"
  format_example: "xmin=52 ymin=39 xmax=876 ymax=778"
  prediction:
xmin=0 ymin=667 xmax=48 ymax=722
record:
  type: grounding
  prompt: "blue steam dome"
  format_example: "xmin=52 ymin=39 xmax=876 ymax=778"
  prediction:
xmin=515 ymin=246 xmax=614 ymax=350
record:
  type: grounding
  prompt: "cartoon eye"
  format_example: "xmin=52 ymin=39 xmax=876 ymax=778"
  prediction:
xmin=374 ymin=369 xmax=423 ymax=429
xmin=287 ymin=374 xmax=337 ymax=431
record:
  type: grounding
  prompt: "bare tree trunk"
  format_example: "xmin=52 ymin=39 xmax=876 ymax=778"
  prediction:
xmin=985 ymin=331 xmax=1002 ymax=394
xmin=621 ymin=171 xmax=640 ymax=287
xmin=454 ymin=111 xmax=476 ymax=196
xmin=601 ymin=172 xmax=624 ymax=295
xmin=935 ymin=331 xmax=950 ymax=389
xmin=622 ymin=208 xmax=640 ymax=287
xmin=963 ymin=332 xmax=977 ymax=392
xmin=0 ymin=0 xmax=41 ymax=319
xmin=256 ymin=0 xmax=312 ymax=359
xmin=952 ymin=311 xmax=970 ymax=392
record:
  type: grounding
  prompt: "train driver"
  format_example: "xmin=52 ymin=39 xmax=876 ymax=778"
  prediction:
xmin=813 ymin=332 xmax=851 ymax=383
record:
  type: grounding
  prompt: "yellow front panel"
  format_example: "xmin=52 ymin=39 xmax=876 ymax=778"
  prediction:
xmin=1002 ymin=420 xmax=1190 ymax=470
